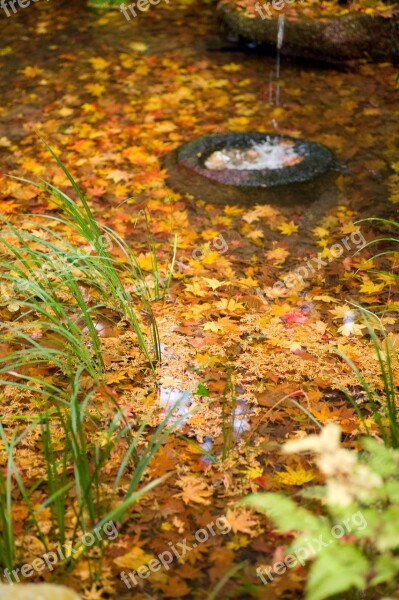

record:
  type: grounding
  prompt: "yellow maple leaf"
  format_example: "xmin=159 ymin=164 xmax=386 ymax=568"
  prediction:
xmin=203 ymin=317 xmax=238 ymax=333
xmin=278 ymin=221 xmax=299 ymax=235
xmin=288 ymin=341 xmax=302 ymax=352
xmin=183 ymin=303 xmax=212 ymax=319
xmin=275 ymin=465 xmax=315 ymax=486
xmin=185 ymin=281 xmax=206 ymax=297
xmin=313 ymin=295 xmax=338 ymax=304
xmin=266 ymin=247 xmax=289 ymax=265
xmin=58 ymin=107 xmax=74 ymax=117
xmin=0 ymin=201 xmax=20 ymax=214
xmin=82 ymin=103 xmax=97 ymax=112
xmin=202 ymin=321 xmax=222 ymax=333
xmin=271 ymin=303 xmax=293 ymax=317
xmin=20 ymin=65 xmax=44 ymax=78
xmin=176 ymin=476 xmax=212 ymax=505
xmin=114 ymin=546 xmax=154 ymax=570
xmin=224 ymin=206 xmax=244 ymax=216
xmin=201 ymin=229 xmax=222 ymax=241
xmin=378 ymin=272 xmax=398 ymax=285
xmin=202 ymin=251 xmax=222 ymax=266
xmin=329 ymin=305 xmax=353 ymax=320
xmin=19 ymin=158 xmax=45 ymax=176
xmin=84 ymin=83 xmax=106 ymax=97
xmin=359 ymin=279 xmax=385 ymax=294
xmin=195 ymin=353 xmax=219 ymax=368
xmin=226 ymin=534 xmax=251 ymax=550
xmin=312 ymin=406 xmax=335 ymax=423
xmin=337 ymin=343 xmax=359 ymax=362
xmin=246 ymin=229 xmax=264 ymax=241
xmin=213 ymin=215 xmax=232 ymax=227
xmin=221 ymin=63 xmax=242 ymax=72
xmin=167 ymin=211 xmax=190 ymax=231
xmin=355 ymin=258 xmax=375 ymax=270
xmin=137 ymin=253 xmax=154 ymax=271
xmin=216 ymin=298 xmax=246 ymax=313
xmin=242 ymin=205 xmax=279 ymax=224
xmin=105 ymin=371 xmax=128 ymax=384
xmin=88 ymin=57 xmax=110 ymax=70
xmin=129 ymin=41 xmax=148 ymax=52
xmin=313 ymin=226 xmax=330 ymax=239
xmin=244 ymin=465 xmax=263 ymax=479
xmin=337 ymin=322 xmax=366 ymax=337
xmin=106 ymin=169 xmax=130 ymax=183
xmin=123 ymin=146 xmax=157 ymax=166
xmin=225 ymin=507 xmax=258 ymax=535
xmin=238 ymin=277 xmax=259 ymax=288
xmin=202 ymin=278 xmax=226 ymax=291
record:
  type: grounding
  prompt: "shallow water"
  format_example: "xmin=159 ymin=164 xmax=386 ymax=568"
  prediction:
xmin=0 ymin=0 xmax=397 ymax=225
xmin=1 ymin=1 xmax=399 ymax=598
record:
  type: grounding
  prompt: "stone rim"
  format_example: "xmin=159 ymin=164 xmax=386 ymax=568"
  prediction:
xmin=177 ymin=133 xmax=335 ymax=188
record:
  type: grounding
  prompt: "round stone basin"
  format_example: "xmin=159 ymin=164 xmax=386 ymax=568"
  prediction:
xmin=165 ymin=132 xmax=337 ymax=209
xmin=178 ymin=133 xmax=334 ymax=187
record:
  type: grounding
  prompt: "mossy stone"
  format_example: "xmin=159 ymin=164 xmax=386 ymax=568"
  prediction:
xmin=218 ymin=3 xmax=399 ymax=62
xmin=165 ymin=132 xmax=336 ymax=208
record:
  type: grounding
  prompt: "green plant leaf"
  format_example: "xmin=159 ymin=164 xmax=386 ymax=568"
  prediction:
xmin=195 ymin=383 xmax=209 ymax=397
xmin=306 ymin=545 xmax=368 ymax=600
xmin=362 ymin=437 xmax=399 ymax=477
xmin=371 ymin=554 xmax=399 ymax=587
xmin=374 ymin=507 xmax=399 ymax=552
xmin=242 ymin=493 xmax=319 ymax=532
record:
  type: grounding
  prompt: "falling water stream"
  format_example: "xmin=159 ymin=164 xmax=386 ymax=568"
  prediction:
xmin=275 ymin=14 xmax=286 ymax=106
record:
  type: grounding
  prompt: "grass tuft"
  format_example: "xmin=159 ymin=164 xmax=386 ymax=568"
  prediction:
xmin=0 ymin=142 xmax=180 ymax=582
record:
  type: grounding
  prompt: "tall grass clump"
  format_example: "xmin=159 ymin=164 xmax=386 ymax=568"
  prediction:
xmin=338 ymin=308 xmax=399 ymax=448
xmin=336 ymin=217 xmax=399 ymax=447
xmin=2 ymin=189 xmax=151 ymax=368
xmin=0 ymin=141 xmax=180 ymax=583
xmin=0 ymin=140 xmax=179 ymax=378
xmin=355 ymin=216 xmax=399 ymax=314
xmin=0 ymin=371 xmax=189 ymax=582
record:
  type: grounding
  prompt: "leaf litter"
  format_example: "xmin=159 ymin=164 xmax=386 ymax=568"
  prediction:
xmin=0 ymin=0 xmax=399 ymax=597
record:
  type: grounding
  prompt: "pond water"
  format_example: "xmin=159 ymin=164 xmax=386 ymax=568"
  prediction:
xmin=0 ymin=0 xmax=397 ymax=222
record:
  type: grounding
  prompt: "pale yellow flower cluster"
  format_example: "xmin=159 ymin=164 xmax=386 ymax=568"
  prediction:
xmin=283 ymin=423 xmax=382 ymax=507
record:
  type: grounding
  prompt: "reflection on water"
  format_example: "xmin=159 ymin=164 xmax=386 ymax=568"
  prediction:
xmin=0 ymin=0 xmax=396 ymax=224
xmin=158 ymin=385 xmax=194 ymax=426
xmin=232 ymin=398 xmax=251 ymax=436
